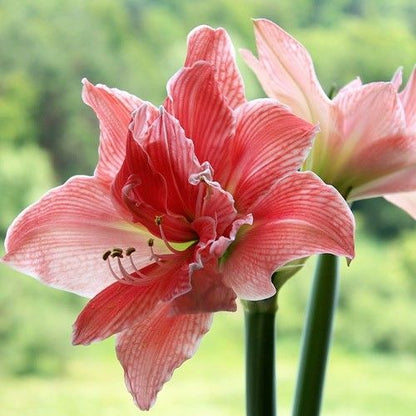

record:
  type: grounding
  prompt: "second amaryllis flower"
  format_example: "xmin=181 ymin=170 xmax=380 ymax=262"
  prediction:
xmin=2 ymin=26 xmax=354 ymax=409
xmin=242 ymin=19 xmax=416 ymax=217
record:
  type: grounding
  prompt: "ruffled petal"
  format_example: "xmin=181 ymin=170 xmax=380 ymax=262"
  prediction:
xmin=222 ymin=172 xmax=355 ymax=300
xmin=73 ymin=255 xmax=192 ymax=345
xmin=241 ymin=19 xmax=331 ymax=126
xmin=142 ymin=108 xmax=207 ymax=216
xmin=166 ymin=62 xmax=235 ymax=178
xmin=227 ymin=99 xmax=318 ymax=212
xmin=2 ymin=176 xmax=154 ymax=297
xmin=385 ymin=191 xmax=416 ymax=219
xmin=185 ymin=25 xmax=245 ymax=109
xmin=171 ymin=262 xmax=237 ymax=314
xmin=82 ymin=79 xmax=147 ymax=183
xmin=116 ymin=305 xmax=212 ymax=410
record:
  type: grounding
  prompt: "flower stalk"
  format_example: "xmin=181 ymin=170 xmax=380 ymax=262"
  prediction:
xmin=243 ymin=295 xmax=278 ymax=416
xmin=292 ymin=253 xmax=340 ymax=416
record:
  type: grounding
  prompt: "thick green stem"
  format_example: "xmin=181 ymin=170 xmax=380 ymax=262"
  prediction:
xmin=243 ymin=295 xmax=278 ymax=416
xmin=292 ymin=254 xmax=340 ymax=416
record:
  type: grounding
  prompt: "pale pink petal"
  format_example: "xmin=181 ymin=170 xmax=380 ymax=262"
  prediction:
xmin=349 ymin=163 xmax=416 ymax=201
xmin=116 ymin=305 xmax=212 ymax=410
xmin=241 ymin=19 xmax=331 ymax=126
xmin=335 ymin=77 xmax=363 ymax=96
xmin=385 ymin=191 xmax=416 ymax=219
xmin=227 ymin=99 xmax=318 ymax=212
xmin=400 ymin=66 xmax=416 ymax=129
xmin=333 ymin=82 xmax=406 ymax=145
xmin=346 ymin=133 xmax=416 ymax=200
xmin=2 ymin=176 xmax=155 ymax=297
xmin=166 ymin=62 xmax=235 ymax=177
xmin=222 ymin=172 xmax=355 ymax=300
xmin=185 ymin=25 xmax=245 ymax=109
xmin=391 ymin=67 xmax=403 ymax=90
xmin=82 ymin=79 xmax=149 ymax=183
xmin=73 ymin=257 xmax=192 ymax=345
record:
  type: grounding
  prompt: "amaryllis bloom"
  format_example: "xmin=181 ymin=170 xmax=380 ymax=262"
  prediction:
xmin=2 ymin=26 xmax=354 ymax=409
xmin=242 ymin=19 xmax=416 ymax=218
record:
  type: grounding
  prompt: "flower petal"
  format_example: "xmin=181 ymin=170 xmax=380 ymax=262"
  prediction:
xmin=2 ymin=176 xmax=154 ymax=297
xmin=227 ymin=99 xmax=318 ymax=212
xmin=350 ymin=162 xmax=416 ymax=201
xmin=222 ymin=171 xmax=355 ymax=300
xmin=171 ymin=262 xmax=237 ymax=314
xmin=166 ymin=62 xmax=235 ymax=177
xmin=385 ymin=191 xmax=416 ymax=219
xmin=116 ymin=305 xmax=212 ymax=410
xmin=400 ymin=66 xmax=416 ymax=129
xmin=142 ymin=108 xmax=207 ymax=217
xmin=73 ymin=256 xmax=192 ymax=345
xmin=241 ymin=19 xmax=331 ymax=126
xmin=185 ymin=25 xmax=245 ymax=109
xmin=333 ymin=82 xmax=406 ymax=145
xmin=82 ymin=79 xmax=148 ymax=183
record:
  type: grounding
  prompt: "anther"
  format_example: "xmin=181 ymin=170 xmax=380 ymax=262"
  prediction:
xmin=155 ymin=216 xmax=163 ymax=226
xmin=111 ymin=249 xmax=123 ymax=258
xmin=148 ymin=238 xmax=154 ymax=247
xmin=125 ymin=247 xmax=136 ymax=256
xmin=102 ymin=250 xmax=112 ymax=261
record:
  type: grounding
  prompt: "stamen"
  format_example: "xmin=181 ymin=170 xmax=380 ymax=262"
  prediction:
xmin=102 ymin=250 xmax=112 ymax=261
xmin=103 ymin=248 xmax=151 ymax=284
xmin=125 ymin=247 xmax=136 ymax=256
xmin=147 ymin=238 xmax=160 ymax=262
xmin=154 ymin=216 xmax=182 ymax=255
xmin=111 ymin=247 xmax=123 ymax=258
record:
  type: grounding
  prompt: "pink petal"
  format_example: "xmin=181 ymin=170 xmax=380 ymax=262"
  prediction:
xmin=116 ymin=305 xmax=212 ymax=410
xmin=112 ymin=131 xmax=194 ymax=241
xmin=333 ymin=82 xmax=406 ymax=145
xmin=2 ymin=176 xmax=155 ymax=297
xmin=335 ymin=77 xmax=363 ymax=96
xmin=241 ymin=19 xmax=331 ymax=126
xmin=142 ymin=108 xmax=207 ymax=216
xmin=385 ymin=191 xmax=416 ymax=219
xmin=391 ymin=67 xmax=403 ymax=90
xmin=171 ymin=262 xmax=236 ymax=314
xmin=350 ymin=162 xmax=416 ymax=201
xmin=227 ymin=99 xmax=318 ymax=212
xmin=185 ymin=25 xmax=245 ymax=109
xmin=222 ymin=171 xmax=355 ymax=300
xmin=73 ymin=256 xmax=192 ymax=345
xmin=166 ymin=62 xmax=235 ymax=179
xmin=142 ymin=107 xmax=237 ymax=237
xmin=82 ymin=79 xmax=148 ymax=183
xmin=400 ymin=66 xmax=416 ymax=129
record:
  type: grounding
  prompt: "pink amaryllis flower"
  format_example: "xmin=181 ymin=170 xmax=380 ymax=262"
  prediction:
xmin=2 ymin=26 xmax=354 ymax=409
xmin=242 ymin=19 xmax=416 ymax=218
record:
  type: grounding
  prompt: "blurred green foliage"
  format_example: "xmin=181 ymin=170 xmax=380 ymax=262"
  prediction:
xmin=0 ymin=0 xmax=415 ymax=378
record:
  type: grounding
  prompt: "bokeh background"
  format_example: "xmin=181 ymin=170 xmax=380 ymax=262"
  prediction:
xmin=0 ymin=0 xmax=415 ymax=414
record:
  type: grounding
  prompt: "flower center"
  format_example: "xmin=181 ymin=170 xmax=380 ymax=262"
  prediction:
xmin=103 ymin=216 xmax=193 ymax=286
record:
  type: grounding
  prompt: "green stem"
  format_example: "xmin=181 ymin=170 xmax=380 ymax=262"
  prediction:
xmin=292 ymin=254 xmax=340 ymax=416
xmin=243 ymin=295 xmax=278 ymax=416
